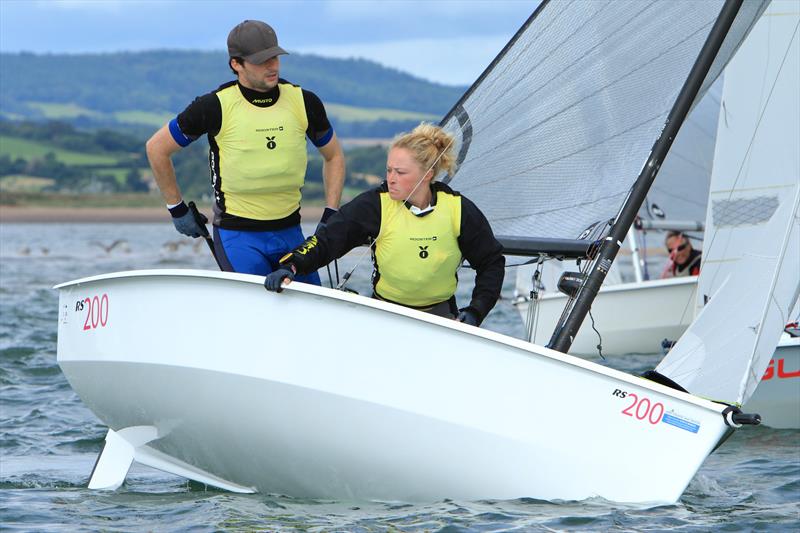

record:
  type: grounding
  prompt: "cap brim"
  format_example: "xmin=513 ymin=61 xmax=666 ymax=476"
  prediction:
xmin=243 ymin=46 xmax=288 ymax=64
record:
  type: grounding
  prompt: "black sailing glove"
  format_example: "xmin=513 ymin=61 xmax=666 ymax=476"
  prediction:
xmin=457 ymin=307 xmax=480 ymax=327
xmin=264 ymin=267 xmax=295 ymax=293
xmin=169 ymin=201 xmax=205 ymax=238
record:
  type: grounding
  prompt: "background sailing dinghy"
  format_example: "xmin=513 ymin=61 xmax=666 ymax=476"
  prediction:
xmin=515 ymin=270 xmax=698 ymax=355
xmin=56 ymin=0 xmax=795 ymax=503
xmin=747 ymin=335 xmax=800 ymax=429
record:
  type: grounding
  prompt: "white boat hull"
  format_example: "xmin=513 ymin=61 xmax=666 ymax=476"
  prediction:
xmin=57 ymin=270 xmax=731 ymax=503
xmin=745 ymin=337 xmax=800 ymax=429
xmin=516 ymin=277 xmax=697 ymax=356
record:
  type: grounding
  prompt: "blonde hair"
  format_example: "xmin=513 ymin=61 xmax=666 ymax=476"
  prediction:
xmin=390 ymin=123 xmax=457 ymax=179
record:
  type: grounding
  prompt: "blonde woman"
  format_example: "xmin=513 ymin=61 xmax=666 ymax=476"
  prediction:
xmin=265 ymin=123 xmax=504 ymax=326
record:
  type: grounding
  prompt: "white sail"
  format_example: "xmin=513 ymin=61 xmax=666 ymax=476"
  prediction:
xmin=439 ymin=0 xmax=767 ymax=239
xmin=644 ymin=79 xmax=722 ymax=223
xmin=657 ymin=0 xmax=800 ymax=405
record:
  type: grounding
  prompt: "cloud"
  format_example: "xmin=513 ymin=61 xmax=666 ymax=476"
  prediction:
xmin=296 ymin=34 xmax=512 ymax=86
xmin=1 ymin=0 xmax=536 ymax=85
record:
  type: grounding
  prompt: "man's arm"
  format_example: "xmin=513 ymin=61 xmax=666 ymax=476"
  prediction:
xmin=145 ymin=124 xmax=207 ymax=238
xmin=145 ymin=124 xmax=184 ymax=205
xmin=317 ymin=132 xmax=345 ymax=210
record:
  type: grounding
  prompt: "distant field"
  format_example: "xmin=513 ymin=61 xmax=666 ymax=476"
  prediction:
xmin=94 ymin=167 xmax=132 ymax=183
xmin=27 ymin=102 xmax=103 ymax=120
xmin=0 ymin=111 xmax=27 ymax=121
xmin=1 ymin=191 xmax=165 ymax=208
xmin=27 ymin=101 xmax=172 ymax=128
xmin=0 ymin=135 xmax=120 ymax=165
xmin=24 ymin=99 xmax=434 ymax=127
xmin=0 ymin=175 xmax=55 ymax=192
xmin=316 ymin=103 xmax=437 ymax=123
xmin=113 ymin=110 xmax=173 ymax=127
xmin=1 ymin=191 xmax=346 ymax=209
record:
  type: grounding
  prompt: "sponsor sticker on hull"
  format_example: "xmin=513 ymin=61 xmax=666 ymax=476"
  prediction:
xmin=662 ymin=411 xmax=701 ymax=433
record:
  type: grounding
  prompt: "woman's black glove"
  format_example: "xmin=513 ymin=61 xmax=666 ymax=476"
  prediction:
xmin=456 ymin=308 xmax=480 ymax=327
xmin=264 ymin=267 xmax=295 ymax=293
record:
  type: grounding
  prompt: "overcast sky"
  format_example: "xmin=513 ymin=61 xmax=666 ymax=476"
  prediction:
xmin=0 ymin=0 xmax=538 ymax=86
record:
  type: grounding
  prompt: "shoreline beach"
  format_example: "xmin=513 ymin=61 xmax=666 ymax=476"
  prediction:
xmin=0 ymin=205 xmax=326 ymax=224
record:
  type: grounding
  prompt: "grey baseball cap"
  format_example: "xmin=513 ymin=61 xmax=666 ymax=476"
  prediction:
xmin=227 ymin=20 xmax=288 ymax=64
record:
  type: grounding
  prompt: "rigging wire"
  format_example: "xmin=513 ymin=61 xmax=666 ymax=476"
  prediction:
xmin=588 ymin=308 xmax=605 ymax=361
xmin=525 ymin=256 xmax=546 ymax=344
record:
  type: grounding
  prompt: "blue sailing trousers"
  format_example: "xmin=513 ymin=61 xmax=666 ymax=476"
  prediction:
xmin=213 ymin=225 xmax=321 ymax=285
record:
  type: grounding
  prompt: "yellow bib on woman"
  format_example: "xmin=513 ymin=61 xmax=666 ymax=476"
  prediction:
xmin=375 ymin=192 xmax=462 ymax=307
xmin=215 ymin=83 xmax=308 ymax=220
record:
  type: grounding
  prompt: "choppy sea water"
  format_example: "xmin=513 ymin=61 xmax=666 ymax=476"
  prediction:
xmin=1 ymin=222 xmax=798 ymax=532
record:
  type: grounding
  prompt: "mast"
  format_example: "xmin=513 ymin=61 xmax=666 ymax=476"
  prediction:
xmin=549 ymin=0 xmax=744 ymax=353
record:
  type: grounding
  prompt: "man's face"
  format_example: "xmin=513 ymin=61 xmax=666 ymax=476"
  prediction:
xmin=666 ymin=235 xmax=692 ymax=264
xmin=235 ymin=56 xmax=280 ymax=91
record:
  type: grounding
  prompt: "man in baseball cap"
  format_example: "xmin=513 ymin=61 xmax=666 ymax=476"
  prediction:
xmin=227 ymin=20 xmax=288 ymax=64
xmin=146 ymin=20 xmax=345 ymax=282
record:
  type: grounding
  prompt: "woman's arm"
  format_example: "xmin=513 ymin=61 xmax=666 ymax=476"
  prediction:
xmin=458 ymin=197 xmax=505 ymax=323
xmin=282 ymin=188 xmax=382 ymax=274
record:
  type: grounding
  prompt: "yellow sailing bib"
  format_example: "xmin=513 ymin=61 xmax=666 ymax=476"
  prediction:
xmin=214 ymin=83 xmax=308 ymax=220
xmin=375 ymin=191 xmax=462 ymax=307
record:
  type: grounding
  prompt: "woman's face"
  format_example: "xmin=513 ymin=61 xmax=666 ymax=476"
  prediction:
xmin=386 ymin=147 xmax=430 ymax=202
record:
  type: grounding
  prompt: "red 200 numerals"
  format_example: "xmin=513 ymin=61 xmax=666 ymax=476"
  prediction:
xmin=621 ymin=393 xmax=664 ymax=425
xmin=82 ymin=294 xmax=109 ymax=331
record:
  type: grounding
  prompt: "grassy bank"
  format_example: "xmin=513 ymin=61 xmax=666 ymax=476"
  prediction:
xmin=1 ymin=191 xmax=166 ymax=208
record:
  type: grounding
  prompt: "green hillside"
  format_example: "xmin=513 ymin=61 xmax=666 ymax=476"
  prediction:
xmin=0 ymin=135 xmax=120 ymax=165
xmin=323 ymin=103 xmax=437 ymax=123
xmin=0 ymin=51 xmax=465 ymax=134
xmin=0 ymin=51 xmax=442 ymax=204
xmin=0 ymin=119 xmax=388 ymax=201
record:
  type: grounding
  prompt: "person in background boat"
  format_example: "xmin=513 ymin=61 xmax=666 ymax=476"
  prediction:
xmin=145 ymin=20 xmax=345 ymax=281
xmin=264 ymin=123 xmax=505 ymax=327
xmin=661 ymin=231 xmax=701 ymax=278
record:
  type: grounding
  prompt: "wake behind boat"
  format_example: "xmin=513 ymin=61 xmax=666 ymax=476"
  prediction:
xmin=57 ymin=268 xmax=734 ymax=502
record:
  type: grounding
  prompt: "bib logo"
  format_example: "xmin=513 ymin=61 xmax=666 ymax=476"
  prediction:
xmin=418 ymin=246 xmax=429 ymax=259
xmin=266 ymin=136 xmax=277 ymax=150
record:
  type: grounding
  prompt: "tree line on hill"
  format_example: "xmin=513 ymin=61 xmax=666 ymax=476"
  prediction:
xmin=0 ymin=120 xmax=388 ymax=199
xmin=0 ymin=51 xmax=464 ymax=137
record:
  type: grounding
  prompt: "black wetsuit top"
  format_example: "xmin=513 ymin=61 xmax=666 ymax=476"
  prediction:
xmin=286 ymin=182 xmax=506 ymax=322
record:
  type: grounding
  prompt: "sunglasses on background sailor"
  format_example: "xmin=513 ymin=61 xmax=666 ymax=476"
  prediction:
xmin=667 ymin=242 xmax=689 ymax=254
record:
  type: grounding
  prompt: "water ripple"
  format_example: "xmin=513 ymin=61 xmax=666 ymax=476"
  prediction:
xmin=1 ymin=223 xmax=798 ymax=530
